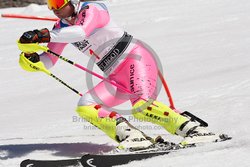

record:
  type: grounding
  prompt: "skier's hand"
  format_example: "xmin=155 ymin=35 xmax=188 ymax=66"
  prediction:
xmin=19 ymin=52 xmax=43 ymax=72
xmin=19 ymin=28 xmax=50 ymax=43
xmin=23 ymin=52 xmax=40 ymax=63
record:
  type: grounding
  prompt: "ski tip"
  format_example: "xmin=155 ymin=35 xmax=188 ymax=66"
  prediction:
xmin=20 ymin=159 xmax=31 ymax=167
xmin=179 ymin=133 xmax=232 ymax=148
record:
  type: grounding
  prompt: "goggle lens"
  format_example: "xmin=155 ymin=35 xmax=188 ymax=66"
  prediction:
xmin=47 ymin=0 xmax=69 ymax=10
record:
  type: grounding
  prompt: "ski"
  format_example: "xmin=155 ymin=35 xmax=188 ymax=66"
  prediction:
xmin=80 ymin=151 xmax=171 ymax=167
xmin=20 ymin=134 xmax=232 ymax=167
xmin=20 ymin=158 xmax=82 ymax=167
xmin=20 ymin=151 xmax=172 ymax=167
xmin=20 ymin=138 xmax=176 ymax=167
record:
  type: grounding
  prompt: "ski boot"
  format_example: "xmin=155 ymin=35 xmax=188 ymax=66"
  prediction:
xmin=115 ymin=117 xmax=154 ymax=151
xmin=132 ymin=100 xmax=190 ymax=134
xmin=131 ymin=100 xmax=231 ymax=147
xmin=76 ymin=105 xmax=154 ymax=152
xmin=176 ymin=111 xmax=231 ymax=147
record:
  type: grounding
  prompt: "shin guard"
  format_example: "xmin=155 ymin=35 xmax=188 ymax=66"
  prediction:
xmin=132 ymin=100 xmax=189 ymax=134
xmin=76 ymin=105 xmax=118 ymax=141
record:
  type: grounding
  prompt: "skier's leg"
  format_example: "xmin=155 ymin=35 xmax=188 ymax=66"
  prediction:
xmin=111 ymin=41 xmax=187 ymax=134
xmin=121 ymin=41 xmax=222 ymax=146
xmin=132 ymin=99 xmax=229 ymax=146
xmin=76 ymin=81 xmax=153 ymax=149
xmin=76 ymin=80 xmax=124 ymax=141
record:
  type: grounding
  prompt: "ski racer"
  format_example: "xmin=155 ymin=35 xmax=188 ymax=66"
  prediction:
xmin=17 ymin=0 xmax=225 ymax=151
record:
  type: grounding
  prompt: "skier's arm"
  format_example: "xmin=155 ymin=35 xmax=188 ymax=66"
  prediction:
xmin=49 ymin=4 xmax=110 ymax=43
xmin=18 ymin=42 xmax=66 ymax=72
xmin=39 ymin=21 xmax=68 ymax=69
xmin=18 ymin=24 xmax=67 ymax=69
xmin=18 ymin=4 xmax=110 ymax=69
xmin=40 ymin=42 xmax=67 ymax=69
xmin=36 ymin=4 xmax=110 ymax=68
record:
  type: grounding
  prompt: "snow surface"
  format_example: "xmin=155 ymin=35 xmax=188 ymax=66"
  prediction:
xmin=1 ymin=0 xmax=250 ymax=166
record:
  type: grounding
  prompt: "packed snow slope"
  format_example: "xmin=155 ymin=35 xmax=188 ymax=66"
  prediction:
xmin=1 ymin=0 xmax=250 ymax=166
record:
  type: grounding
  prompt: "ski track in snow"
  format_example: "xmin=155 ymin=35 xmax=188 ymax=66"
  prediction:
xmin=1 ymin=0 xmax=250 ymax=166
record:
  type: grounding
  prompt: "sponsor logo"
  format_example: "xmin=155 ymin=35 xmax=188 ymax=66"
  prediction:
xmin=97 ymin=32 xmax=133 ymax=72
xmin=73 ymin=40 xmax=92 ymax=52
xmin=26 ymin=164 xmax=34 ymax=167
xmin=146 ymin=113 xmax=161 ymax=121
xmin=86 ymin=158 xmax=96 ymax=167
xmin=79 ymin=11 xmax=86 ymax=25
xmin=78 ymin=6 xmax=89 ymax=25
xmin=130 ymin=64 xmax=135 ymax=92
xmin=29 ymin=64 xmax=39 ymax=71
xmin=98 ymin=48 xmax=120 ymax=71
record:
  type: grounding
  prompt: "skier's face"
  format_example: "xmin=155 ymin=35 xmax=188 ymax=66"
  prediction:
xmin=52 ymin=3 xmax=74 ymax=19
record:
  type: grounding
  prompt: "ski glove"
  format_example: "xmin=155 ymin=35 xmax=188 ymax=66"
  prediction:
xmin=23 ymin=53 xmax=40 ymax=63
xmin=19 ymin=28 xmax=50 ymax=43
xmin=19 ymin=52 xmax=46 ymax=72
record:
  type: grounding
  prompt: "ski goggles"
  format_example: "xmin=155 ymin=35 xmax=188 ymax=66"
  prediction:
xmin=47 ymin=0 xmax=70 ymax=10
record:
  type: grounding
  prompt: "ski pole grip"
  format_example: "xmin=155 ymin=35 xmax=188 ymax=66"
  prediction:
xmin=17 ymin=40 xmax=49 ymax=53
xmin=19 ymin=52 xmax=50 ymax=74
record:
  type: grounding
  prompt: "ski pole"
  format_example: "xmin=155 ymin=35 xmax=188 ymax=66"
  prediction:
xmin=11 ymin=13 xmax=176 ymax=108
xmin=158 ymin=70 xmax=175 ymax=110
xmin=19 ymin=52 xmax=83 ymax=96
xmin=48 ymin=50 xmax=169 ymax=107
xmin=46 ymin=50 xmax=136 ymax=95
xmin=17 ymin=42 xmax=173 ymax=107
xmin=1 ymin=13 xmax=58 ymax=21
xmin=17 ymin=42 xmax=139 ymax=98
xmin=49 ymin=73 xmax=83 ymax=96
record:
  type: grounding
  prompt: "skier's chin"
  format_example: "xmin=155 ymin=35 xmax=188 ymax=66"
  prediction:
xmin=53 ymin=12 xmax=69 ymax=19
xmin=54 ymin=14 xmax=65 ymax=19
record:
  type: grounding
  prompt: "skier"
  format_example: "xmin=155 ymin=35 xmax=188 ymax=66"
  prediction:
xmin=18 ymin=0 xmax=224 ymax=150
